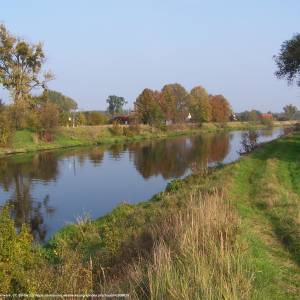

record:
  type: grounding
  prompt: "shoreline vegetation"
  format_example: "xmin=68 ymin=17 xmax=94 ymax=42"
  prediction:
xmin=1 ymin=128 xmax=300 ymax=298
xmin=0 ymin=120 xmax=296 ymax=158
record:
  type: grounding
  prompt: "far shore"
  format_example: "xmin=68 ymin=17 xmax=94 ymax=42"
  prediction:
xmin=0 ymin=120 xmax=296 ymax=158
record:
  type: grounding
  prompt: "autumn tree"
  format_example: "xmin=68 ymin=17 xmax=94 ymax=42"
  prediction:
xmin=283 ymin=104 xmax=297 ymax=120
xmin=0 ymin=24 xmax=52 ymax=104
xmin=275 ymin=33 xmax=300 ymax=86
xmin=106 ymin=95 xmax=127 ymax=116
xmin=161 ymin=83 xmax=188 ymax=123
xmin=27 ymin=92 xmax=59 ymax=141
xmin=189 ymin=86 xmax=212 ymax=122
xmin=134 ymin=88 xmax=164 ymax=124
xmin=209 ymin=95 xmax=231 ymax=122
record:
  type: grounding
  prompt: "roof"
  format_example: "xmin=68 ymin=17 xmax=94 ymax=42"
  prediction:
xmin=261 ymin=113 xmax=273 ymax=119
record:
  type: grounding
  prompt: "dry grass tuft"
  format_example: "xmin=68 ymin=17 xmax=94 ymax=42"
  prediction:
xmin=104 ymin=191 xmax=253 ymax=299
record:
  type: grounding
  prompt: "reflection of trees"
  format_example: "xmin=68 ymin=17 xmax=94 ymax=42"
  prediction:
xmin=0 ymin=152 xmax=58 ymax=241
xmin=0 ymin=148 xmax=106 ymax=241
xmin=88 ymin=148 xmax=104 ymax=166
xmin=109 ymin=144 xmax=127 ymax=160
xmin=209 ymin=134 xmax=230 ymax=162
xmin=259 ymin=129 xmax=273 ymax=137
xmin=129 ymin=133 xmax=230 ymax=179
xmin=0 ymin=133 xmax=230 ymax=239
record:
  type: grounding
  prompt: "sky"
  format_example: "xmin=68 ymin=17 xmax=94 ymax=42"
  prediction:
xmin=0 ymin=0 xmax=300 ymax=112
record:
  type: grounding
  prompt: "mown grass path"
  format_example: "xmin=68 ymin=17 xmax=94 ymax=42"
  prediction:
xmin=229 ymin=133 xmax=300 ymax=299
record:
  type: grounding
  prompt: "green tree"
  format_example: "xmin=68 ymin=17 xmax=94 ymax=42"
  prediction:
xmin=275 ymin=33 xmax=300 ymax=86
xmin=161 ymin=83 xmax=188 ymax=123
xmin=189 ymin=86 xmax=212 ymax=122
xmin=0 ymin=24 xmax=52 ymax=104
xmin=47 ymin=90 xmax=77 ymax=112
xmin=83 ymin=111 xmax=108 ymax=125
xmin=248 ymin=110 xmax=261 ymax=122
xmin=283 ymin=104 xmax=297 ymax=120
xmin=106 ymin=95 xmax=127 ymax=116
xmin=135 ymin=88 xmax=164 ymax=124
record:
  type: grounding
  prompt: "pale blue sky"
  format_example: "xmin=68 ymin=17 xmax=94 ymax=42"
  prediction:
xmin=1 ymin=0 xmax=299 ymax=112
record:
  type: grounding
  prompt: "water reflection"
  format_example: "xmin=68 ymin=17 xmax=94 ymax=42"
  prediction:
xmin=129 ymin=133 xmax=229 ymax=179
xmin=0 ymin=128 xmax=283 ymax=240
xmin=0 ymin=152 xmax=58 ymax=241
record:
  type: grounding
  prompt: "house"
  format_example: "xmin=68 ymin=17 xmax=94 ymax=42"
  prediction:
xmin=261 ymin=113 xmax=273 ymax=119
xmin=110 ymin=115 xmax=130 ymax=124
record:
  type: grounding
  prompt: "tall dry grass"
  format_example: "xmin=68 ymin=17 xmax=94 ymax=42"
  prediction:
xmin=104 ymin=191 xmax=252 ymax=299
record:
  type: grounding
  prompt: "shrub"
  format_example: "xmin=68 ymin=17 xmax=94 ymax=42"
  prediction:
xmin=0 ymin=207 xmax=41 ymax=293
xmin=0 ymin=106 xmax=13 ymax=146
xmin=123 ymin=124 xmax=141 ymax=137
xmin=166 ymin=178 xmax=184 ymax=192
xmin=155 ymin=123 xmax=167 ymax=132
xmin=239 ymin=130 xmax=259 ymax=154
xmin=294 ymin=122 xmax=300 ymax=131
xmin=30 ymin=102 xmax=59 ymax=142
xmin=109 ymin=122 xmax=123 ymax=136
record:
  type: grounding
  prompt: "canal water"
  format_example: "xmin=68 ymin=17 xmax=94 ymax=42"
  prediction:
xmin=0 ymin=128 xmax=283 ymax=241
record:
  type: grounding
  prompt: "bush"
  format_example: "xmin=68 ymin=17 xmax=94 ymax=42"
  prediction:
xmin=166 ymin=179 xmax=184 ymax=192
xmin=32 ymin=102 xmax=59 ymax=142
xmin=0 ymin=207 xmax=42 ymax=293
xmin=84 ymin=111 xmax=108 ymax=125
xmin=123 ymin=124 xmax=141 ymax=137
xmin=0 ymin=106 xmax=13 ymax=146
xmin=155 ymin=123 xmax=167 ymax=132
xmin=239 ymin=130 xmax=259 ymax=154
xmin=294 ymin=122 xmax=300 ymax=131
xmin=109 ymin=122 xmax=123 ymax=136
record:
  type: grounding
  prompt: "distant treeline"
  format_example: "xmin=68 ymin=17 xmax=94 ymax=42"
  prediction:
xmin=134 ymin=84 xmax=231 ymax=125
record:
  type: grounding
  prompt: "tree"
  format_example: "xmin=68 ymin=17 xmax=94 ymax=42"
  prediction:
xmin=161 ymin=83 xmax=188 ymax=123
xmin=106 ymin=95 xmax=127 ymax=116
xmin=38 ymin=101 xmax=59 ymax=140
xmin=83 ymin=111 xmax=108 ymax=125
xmin=0 ymin=24 xmax=53 ymax=104
xmin=47 ymin=90 xmax=77 ymax=112
xmin=275 ymin=33 xmax=300 ymax=86
xmin=209 ymin=95 xmax=231 ymax=122
xmin=189 ymin=86 xmax=212 ymax=122
xmin=27 ymin=92 xmax=59 ymax=141
xmin=134 ymin=88 xmax=164 ymax=124
xmin=248 ymin=110 xmax=261 ymax=122
xmin=283 ymin=104 xmax=297 ymax=120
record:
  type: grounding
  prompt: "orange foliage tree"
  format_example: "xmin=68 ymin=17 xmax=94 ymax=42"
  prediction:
xmin=209 ymin=95 xmax=231 ymax=122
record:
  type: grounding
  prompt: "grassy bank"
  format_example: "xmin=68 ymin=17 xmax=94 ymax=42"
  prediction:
xmin=0 ymin=121 xmax=295 ymax=158
xmin=1 ymin=129 xmax=300 ymax=298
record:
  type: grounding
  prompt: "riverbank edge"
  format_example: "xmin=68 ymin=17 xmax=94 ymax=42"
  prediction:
xmin=0 ymin=121 xmax=294 ymax=158
xmin=47 ymin=130 xmax=300 ymax=298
